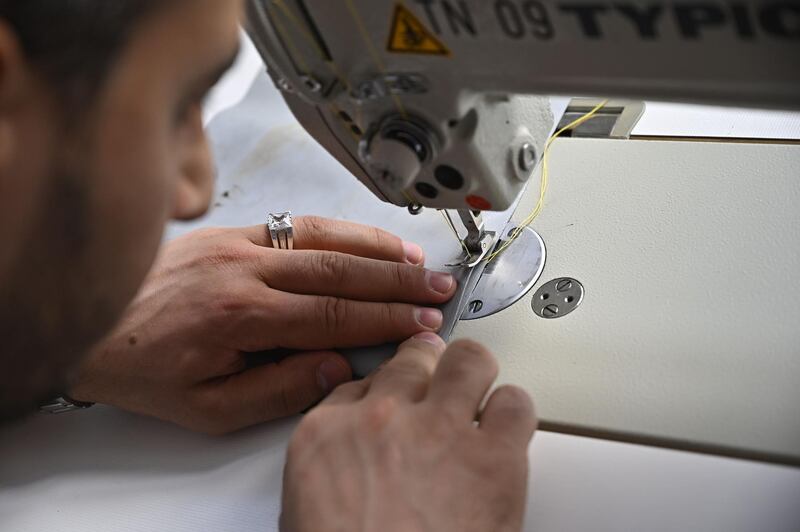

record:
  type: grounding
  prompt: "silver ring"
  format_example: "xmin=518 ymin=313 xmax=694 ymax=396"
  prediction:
xmin=267 ymin=211 xmax=294 ymax=250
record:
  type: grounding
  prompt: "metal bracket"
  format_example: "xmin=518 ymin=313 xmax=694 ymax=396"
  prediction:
xmin=532 ymin=278 xmax=585 ymax=319
xmin=350 ymin=73 xmax=429 ymax=104
xmin=556 ymin=99 xmax=645 ymax=139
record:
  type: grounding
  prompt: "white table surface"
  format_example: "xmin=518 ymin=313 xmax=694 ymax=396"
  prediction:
xmin=2 ymin=405 xmax=799 ymax=532
xmin=1 ymin=34 xmax=799 ymax=532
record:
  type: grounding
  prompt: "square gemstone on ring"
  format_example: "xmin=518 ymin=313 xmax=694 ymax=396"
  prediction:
xmin=267 ymin=212 xmax=292 ymax=231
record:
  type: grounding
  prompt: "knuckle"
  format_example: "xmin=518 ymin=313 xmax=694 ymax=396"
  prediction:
xmin=299 ymin=215 xmax=329 ymax=243
xmin=379 ymin=360 xmax=425 ymax=385
xmin=385 ymin=302 xmax=407 ymax=323
xmin=176 ymin=228 xmax=251 ymax=265
xmin=369 ymin=225 xmax=397 ymax=253
xmin=361 ymin=396 xmax=399 ymax=435
xmin=448 ymin=339 xmax=498 ymax=374
xmin=391 ymin=345 xmax=439 ymax=375
xmin=379 ymin=303 xmax=409 ymax=334
xmin=327 ymin=379 xmax=364 ymax=400
xmin=198 ymin=243 xmax=254 ymax=269
xmin=188 ymin=226 xmax=226 ymax=242
xmin=386 ymin=262 xmax=411 ymax=289
xmin=494 ymin=385 xmax=535 ymax=419
xmin=209 ymin=285 xmax=258 ymax=320
xmin=298 ymin=409 xmax=326 ymax=436
xmin=288 ymin=410 xmax=326 ymax=455
xmin=317 ymin=297 xmax=348 ymax=333
xmin=311 ymin=252 xmax=348 ymax=285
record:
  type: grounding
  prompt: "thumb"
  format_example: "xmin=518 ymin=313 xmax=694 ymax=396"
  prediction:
xmin=212 ymin=351 xmax=352 ymax=430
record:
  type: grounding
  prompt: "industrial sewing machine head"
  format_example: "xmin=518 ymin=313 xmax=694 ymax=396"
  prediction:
xmin=246 ymin=0 xmax=800 ymax=209
xmin=244 ymin=0 xmax=556 ymax=265
xmin=245 ymin=1 xmax=554 ymax=209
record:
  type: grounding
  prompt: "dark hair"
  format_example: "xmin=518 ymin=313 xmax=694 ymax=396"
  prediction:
xmin=0 ymin=0 xmax=163 ymax=106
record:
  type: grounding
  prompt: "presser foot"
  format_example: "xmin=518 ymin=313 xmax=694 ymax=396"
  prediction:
xmin=459 ymin=224 xmax=546 ymax=320
xmin=445 ymin=231 xmax=496 ymax=268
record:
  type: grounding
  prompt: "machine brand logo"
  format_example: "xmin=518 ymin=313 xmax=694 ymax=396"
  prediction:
xmin=411 ymin=0 xmax=800 ymax=41
xmin=387 ymin=3 xmax=452 ymax=55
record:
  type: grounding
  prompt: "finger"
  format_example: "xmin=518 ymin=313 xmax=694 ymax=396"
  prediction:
xmin=252 ymin=291 xmax=444 ymax=350
xmin=241 ymin=216 xmax=425 ymax=265
xmin=426 ymin=340 xmax=499 ymax=421
xmin=366 ymin=332 xmax=445 ymax=401
xmin=259 ymin=250 xmax=455 ymax=303
xmin=479 ymin=385 xmax=537 ymax=447
xmin=204 ymin=351 xmax=353 ymax=430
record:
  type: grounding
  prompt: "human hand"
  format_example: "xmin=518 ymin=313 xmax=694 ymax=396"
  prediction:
xmin=281 ymin=335 xmax=536 ymax=532
xmin=68 ymin=217 xmax=457 ymax=434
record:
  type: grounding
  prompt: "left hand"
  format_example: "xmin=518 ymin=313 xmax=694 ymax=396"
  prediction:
xmin=280 ymin=336 xmax=536 ymax=532
xmin=68 ymin=217 xmax=457 ymax=434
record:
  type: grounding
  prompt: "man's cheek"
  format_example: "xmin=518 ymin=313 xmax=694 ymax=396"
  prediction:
xmin=90 ymin=140 xmax=173 ymax=285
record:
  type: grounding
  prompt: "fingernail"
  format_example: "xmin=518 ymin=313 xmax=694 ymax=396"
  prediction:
xmin=415 ymin=307 xmax=443 ymax=330
xmin=413 ymin=331 xmax=443 ymax=346
xmin=403 ymin=241 xmax=424 ymax=265
xmin=317 ymin=358 xmax=350 ymax=393
xmin=427 ymin=271 xmax=454 ymax=294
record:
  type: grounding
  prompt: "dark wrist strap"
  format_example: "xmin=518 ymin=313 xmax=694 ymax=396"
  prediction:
xmin=39 ymin=394 xmax=95 ymax=414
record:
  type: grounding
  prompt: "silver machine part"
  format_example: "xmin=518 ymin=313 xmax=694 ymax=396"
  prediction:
xmin=531 ymin=278 xmax=585 ymax=319
xmin=461 ymin=225 xmax=546 ymax=320
xmin=442 ymin=209 xmax=497 ymax=268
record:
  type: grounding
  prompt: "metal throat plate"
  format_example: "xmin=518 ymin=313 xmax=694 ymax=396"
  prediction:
xmin=532 ymin=278 xmax=585 ymax=319
xmin=461 ymin=226 xmax=546 ymax=320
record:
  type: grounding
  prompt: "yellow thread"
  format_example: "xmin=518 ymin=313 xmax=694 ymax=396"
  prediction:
xmin=342 ymin=0 xmax=408 ymax=118
xmin=485 ymin=100 xmax=609 ymax=263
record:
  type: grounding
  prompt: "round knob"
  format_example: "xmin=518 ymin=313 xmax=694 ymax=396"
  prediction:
xmin=367 ymin=136 xmax=422 ymax=190
xmin=360 ymin=117 xmax=436 ymax=191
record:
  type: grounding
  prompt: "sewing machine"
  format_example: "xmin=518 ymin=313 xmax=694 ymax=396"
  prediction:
xmin=244 ymin=0 xmax=800 ymax=466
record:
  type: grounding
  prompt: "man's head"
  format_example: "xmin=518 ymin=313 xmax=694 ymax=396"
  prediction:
xmin=0 ymin=0 xmax=243 ymax=420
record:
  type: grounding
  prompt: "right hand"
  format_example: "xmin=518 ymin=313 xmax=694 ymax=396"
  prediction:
xmin=70 ymin=217 xmax=457 ymax=434
xmin=281 ymin=335 xmax=537 ymax=532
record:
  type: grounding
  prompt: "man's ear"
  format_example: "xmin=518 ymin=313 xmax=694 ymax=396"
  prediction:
xmin=0 ymin=19 xmax=32 ymax=172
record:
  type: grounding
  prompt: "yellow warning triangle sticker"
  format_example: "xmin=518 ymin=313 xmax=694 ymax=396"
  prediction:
xmin=387 ymin=4 xmax=451 ymax=56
